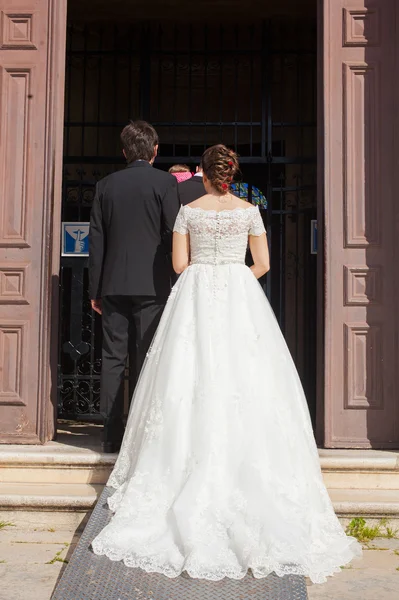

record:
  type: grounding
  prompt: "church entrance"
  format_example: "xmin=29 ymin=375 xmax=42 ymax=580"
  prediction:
xmin=58 ymin=4 xmax=318 ymax=425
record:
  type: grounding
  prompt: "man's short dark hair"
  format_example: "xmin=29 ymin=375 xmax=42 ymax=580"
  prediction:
xmin=120 ymin=120 xmax=159 ymax=163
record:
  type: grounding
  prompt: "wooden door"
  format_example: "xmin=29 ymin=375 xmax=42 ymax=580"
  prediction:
xmin=321 ymin=0 xmax=399 ymax=447
xmin=0 ymin=0 xmax=66 ymax=442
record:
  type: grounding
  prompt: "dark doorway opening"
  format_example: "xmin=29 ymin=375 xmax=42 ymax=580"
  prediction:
xmin=59 ymin=14 xmax=317 ymax=425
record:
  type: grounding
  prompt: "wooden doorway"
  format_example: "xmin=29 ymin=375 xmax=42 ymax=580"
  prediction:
xmin=59 ymin=7 xmax=319 ymax=426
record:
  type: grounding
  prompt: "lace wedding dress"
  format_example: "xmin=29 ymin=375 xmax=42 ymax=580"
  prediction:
xmin=91 ymin=205 xmax=361 ymax=583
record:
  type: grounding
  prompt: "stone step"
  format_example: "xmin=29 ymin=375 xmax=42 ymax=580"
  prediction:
xmin=319 ymin=449 xmax=399 ymax=490
xmin=0 ymin=482 xmax=102 ymax=510
xmin=1 ymin=447 xmax=399 ymax=488
xmin=0 ymin=483 xmax=398 ymax=526
xmin=328 ymin=488 xmax=399 ymax=522
xmin=0 ymin=446 xmax=116 ymax=485
xmin=0 ymin=482 xmax=102 ymax=530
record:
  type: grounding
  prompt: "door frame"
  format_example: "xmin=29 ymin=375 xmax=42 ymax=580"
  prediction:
xmin=315 ymin=0 xmax=325 ymax=446
xmin=45 ymin=0 xmax=68 ymax=441
xmin=53 ymin=5 xmax=325 ymax=442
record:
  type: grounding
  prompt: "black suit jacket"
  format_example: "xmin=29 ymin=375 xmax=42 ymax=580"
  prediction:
xmin=89 ymin=161 xmax=180 ymax=299
xmin=178 ymin=175 xmax=206 ymax=205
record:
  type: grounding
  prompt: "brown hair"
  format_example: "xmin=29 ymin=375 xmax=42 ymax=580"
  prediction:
xmin=120 ymin=120 xmax=159 ymax=163
xmin=201 ymin=144 xmax=239 ymax=194
xmin=168 ymin=164 xmax=191 ymax=174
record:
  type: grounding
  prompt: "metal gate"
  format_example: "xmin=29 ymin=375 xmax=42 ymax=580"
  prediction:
xmin=59 ymin=19 xmax=317 ymax=422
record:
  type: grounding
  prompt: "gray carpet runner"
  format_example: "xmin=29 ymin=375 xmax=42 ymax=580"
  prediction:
xmin=51 ymin=486 xmax=308 ymax=600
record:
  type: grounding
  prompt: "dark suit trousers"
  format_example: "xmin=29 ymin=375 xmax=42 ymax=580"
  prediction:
xmin=100 ymin=295 xmax=166 ymax=444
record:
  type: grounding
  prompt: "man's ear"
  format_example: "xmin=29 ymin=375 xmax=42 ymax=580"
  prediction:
xmin=153 ymin=144 xmax=159 ymax=159
xmin=123 ymin=148 xmax=127 ymax=160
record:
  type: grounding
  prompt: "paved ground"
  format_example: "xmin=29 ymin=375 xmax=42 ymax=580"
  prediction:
xmin=0 ymin=524 xmax=78 ymax=600
xmin=307 ymin=537 xmax=399 ymax=600
xmin=0 ymin=522 xmax=398 ymax=600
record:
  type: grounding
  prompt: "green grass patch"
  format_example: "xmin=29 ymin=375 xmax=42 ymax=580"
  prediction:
xmin=46 ymin=544 xmax=69 ymax=565
xmin=0 ymin=521 xmax=15 ymax=531
xmin=379 ymin=518 xmax=399 ymax=539
xmin=346 ymin=517 xmax=399 ymax=543
xmin=346 ymin=518 xmax=381 ymax=543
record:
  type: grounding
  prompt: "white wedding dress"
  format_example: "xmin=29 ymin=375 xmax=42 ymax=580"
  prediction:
xmin=91 ymin=205 xmax=361 ymax=583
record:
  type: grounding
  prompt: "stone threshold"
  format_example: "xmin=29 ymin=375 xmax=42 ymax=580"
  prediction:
xmin=1 ymin=443 xmax=398 ymax=468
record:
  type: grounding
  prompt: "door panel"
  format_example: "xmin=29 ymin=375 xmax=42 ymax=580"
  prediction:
xmin=322 ymin=0 xmax=398 ymax=447
xmin=0 ymin=0 xmax=67 ymax=442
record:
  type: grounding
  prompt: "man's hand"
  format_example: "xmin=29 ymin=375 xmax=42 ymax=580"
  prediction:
xmin=91 ymin=299 xmax=102 ymax=315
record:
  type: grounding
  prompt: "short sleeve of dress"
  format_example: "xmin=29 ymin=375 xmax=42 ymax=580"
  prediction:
xmin=173 ymin=206 xmax=188 ymax=235
xmin=249 ymin=206 xmax=266 ymax=236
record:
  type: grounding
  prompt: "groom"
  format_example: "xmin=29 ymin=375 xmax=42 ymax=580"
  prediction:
xmin=89 ymin=120 xmax=180 ymax=453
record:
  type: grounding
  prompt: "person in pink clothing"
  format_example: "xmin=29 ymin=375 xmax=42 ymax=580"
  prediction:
xmin=168 ymin=164 xmax=193 ymax=183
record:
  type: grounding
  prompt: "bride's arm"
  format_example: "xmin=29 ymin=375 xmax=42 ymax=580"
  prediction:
xmin=249 ymin=233 xmax=270 ymax=279
xmin=172 ymin=232 xmax=190 ymax=274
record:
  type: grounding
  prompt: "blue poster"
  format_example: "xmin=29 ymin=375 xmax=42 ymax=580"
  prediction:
xmin=62 ymin=222 xmax=90 ymax=257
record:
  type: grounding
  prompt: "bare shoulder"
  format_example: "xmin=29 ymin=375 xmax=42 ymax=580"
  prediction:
xmin=239 ymin=199 xmax=254 ymax=210
xmin=232 ymin=197 xmax=255 ymax=210
xmin=187 ymin=195 xmax=211 ymax=209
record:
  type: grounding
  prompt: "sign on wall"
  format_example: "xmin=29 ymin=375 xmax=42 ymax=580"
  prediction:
xmin=311 ymin=220 xmax=317 ymax=254
xmin=62 ymin=222 xmax=90 ymax=257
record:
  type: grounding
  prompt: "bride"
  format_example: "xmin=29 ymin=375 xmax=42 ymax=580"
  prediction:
xmin=91 ymin=144 xmax=361 ymax=583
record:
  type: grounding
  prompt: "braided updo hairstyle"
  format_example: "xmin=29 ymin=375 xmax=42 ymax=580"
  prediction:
xmin=201 ymin=144 xmax=239 ymax=194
